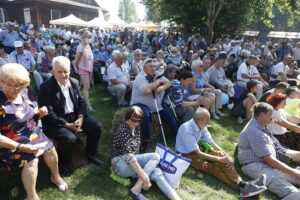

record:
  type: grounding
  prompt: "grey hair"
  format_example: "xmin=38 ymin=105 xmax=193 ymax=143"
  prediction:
xmin=191 ymin=59 xmax=203 ymax=72
xmin=112 ymin=50 xmax=123 ymax=60
xmin=52 ymin=56 xmax=70 ymax=70
xmin=193 ymin=107 xmax=210 ymax=121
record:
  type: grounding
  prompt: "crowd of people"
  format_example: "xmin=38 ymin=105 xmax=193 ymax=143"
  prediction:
xmin=2 ymin=20 xmax=300 ymax=199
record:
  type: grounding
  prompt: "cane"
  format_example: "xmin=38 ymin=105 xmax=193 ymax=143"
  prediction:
xmin=152 ymin=90 xmax=168 ymax=148
xmin=167 ymin=94 xmax=178 ymax=120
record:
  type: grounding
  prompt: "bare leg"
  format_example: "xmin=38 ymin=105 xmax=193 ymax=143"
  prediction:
xmin=131 ymin=178 xmax=144 ymax=194
xmin=243 ymin=97 xmax=255 ymax=120
xmin=43 ymin=148 xmax=66 ymax=186
xmin=81 ymin=75 xmax=91 ymax=107
xmin=21 ymin=158 xmax=40 ymax=200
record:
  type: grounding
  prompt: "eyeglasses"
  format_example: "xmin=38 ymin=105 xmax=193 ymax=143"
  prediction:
xmin=2 ymin=82 xmax=23 ymax=90
xmin=131 ymin=118 xmax=142 ymax=123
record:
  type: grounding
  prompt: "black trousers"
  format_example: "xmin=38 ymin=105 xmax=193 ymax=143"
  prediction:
xmin=46 ymin=113 xmax=101 ymax=166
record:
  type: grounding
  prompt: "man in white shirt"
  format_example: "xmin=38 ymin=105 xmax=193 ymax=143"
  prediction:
xmin=237 ymin=55 xmax=268 ymax=100
xmin=293 ymin=42 xmax=300 ymax=67
xmin=107 ymin=50 xmax=131 ymax=107
xmin=270 ymin=55 xmax=297 ymax=87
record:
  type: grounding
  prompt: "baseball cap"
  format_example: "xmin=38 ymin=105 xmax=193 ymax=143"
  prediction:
xmin=14 ymin=41 xmax=23 ymax=48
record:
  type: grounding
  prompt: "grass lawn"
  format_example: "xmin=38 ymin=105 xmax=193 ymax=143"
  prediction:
xmin=0 ymin=83 xmax=279 ymax=200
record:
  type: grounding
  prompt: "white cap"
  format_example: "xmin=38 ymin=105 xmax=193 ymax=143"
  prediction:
xmin=14 ymin=41 xmax=23 ymax=48
xmin=6 ymin=21 xmax=14 ymax=26
xmin=28 ymin=24 xmax=34 ymax=29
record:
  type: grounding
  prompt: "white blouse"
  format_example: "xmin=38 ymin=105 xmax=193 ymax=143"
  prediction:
xmin=268 ymin=109 xmax=288 ymax=135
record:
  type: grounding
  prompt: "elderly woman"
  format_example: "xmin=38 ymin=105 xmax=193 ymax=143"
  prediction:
xmin=266 ymin=93 xmax=300 ymax=151
xmin=111 ymin=106 xmax=181 ymax=200
xmin=75 ymin=30 xmax=94 ymax=112
xmin=155 ymin=50 xmax=166 ymax=75
xmin=0 ymin=63 xmax=67 ymax=200
xmin=188 ymin=59 xmax=224 ymax=119
xmin=130 ymin=49 xmax=143 ymax=80
xmin=40 ymin=45 xmax=55 ymax=80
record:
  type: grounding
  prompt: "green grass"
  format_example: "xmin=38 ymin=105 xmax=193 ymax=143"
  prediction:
xmin=0 ymin=83 xmax=279 ymax=200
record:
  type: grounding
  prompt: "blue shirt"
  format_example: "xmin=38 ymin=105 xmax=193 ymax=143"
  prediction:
xmin=10 ymin=50 xmax=36 ymax=71
xmin=238 ymin=118 xmax=285 ymax=165
xmin=162 ymin=79 xmax=185 ymax=108
xmin=176 ymin=119 xmax=213 ymax=154
xmin=0 ymin=30 xmax=19 ymax=47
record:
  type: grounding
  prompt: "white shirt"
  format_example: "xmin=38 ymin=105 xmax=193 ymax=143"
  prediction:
xmin=237 ymin=62 xmax=258 ymax=82
xmin=107 ymin=62 xmax=129 ymax=86
xmin=57 ymin=80 xmax=74 ymax=114
xmin=268 ymin=109 xmax=288 ymax=135
xmin=293 ymin=47 xmax=300 ymax=60
xmin=270 ymin=62 xmax=289 ymax=81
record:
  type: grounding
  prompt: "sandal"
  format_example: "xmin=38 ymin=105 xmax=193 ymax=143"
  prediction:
xmin=50 ymin=176 xmax=69 ymax=192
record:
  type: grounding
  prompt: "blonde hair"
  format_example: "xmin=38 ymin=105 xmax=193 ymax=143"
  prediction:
xmin=0 ymin=63 xmax=30 ymax=88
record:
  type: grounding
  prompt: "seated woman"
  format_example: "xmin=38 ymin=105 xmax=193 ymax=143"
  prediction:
xmin=231 ymin=80 xmax=258 ymax=124
xmin=111 ymin=106 xmax=181 ymax=200
xmin=0 ymin=63 xmax=68 ymax=200
xmin=266 ymin=93 xmax=300 ymax=151
xmin=40 ymin=46 xmax=55 ymax=80
xmin=188 ymin=59 xmax=224 ymax=119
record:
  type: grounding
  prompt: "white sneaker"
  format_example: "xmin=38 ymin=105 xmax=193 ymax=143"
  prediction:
xmin=227 ymin=103 xmax=234 ymax=110
xmin=216 ymin=110 xmax=225 ymax=116
xmin=212 ymin=112 xmax=220 ymax=120
xmin=236 ymin=117 xmax=244 ymax=124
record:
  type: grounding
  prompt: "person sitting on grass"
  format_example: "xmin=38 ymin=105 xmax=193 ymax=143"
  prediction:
xmin=0 ymin=63 xmax=68 ymax=200
xmin=259 ymin=82 xmax=289 ymax=102
xmin=284 ymin=87 xmax=300 ymax=118
xmin=111 ymin=106 xmax=181 ymax=200
xmin=231 ymin=80 xmax=258 ymax=124
xmin=175 ymin=107 xmax=267 ymax=198
xmin=238 ymin=102 xmax=300 ymax=199
xmin=266 ymin=93 xmax=300 ymax=151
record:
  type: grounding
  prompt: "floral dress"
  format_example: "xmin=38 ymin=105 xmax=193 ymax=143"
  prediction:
xmin=0 ymin=91 xmax=53 ymax=171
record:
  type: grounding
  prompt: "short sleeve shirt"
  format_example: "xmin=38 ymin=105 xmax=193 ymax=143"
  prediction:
xmin=238 ymin=118 xmax=278 ymax=165
xmin=237 ymin=62 xmax=258 ymax=82
xmin=107 ymin=62 xmax=129 ymax=86
xmin=267 ymin=109 xmax=288 ymax=135
xmin=175 ymin=119 xmax=213 ymax=154
xmin=270 ymin=62 xmax=289 ymax=81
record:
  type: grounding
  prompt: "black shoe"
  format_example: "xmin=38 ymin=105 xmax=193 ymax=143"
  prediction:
xmin=128 ymin=189 xmax=148 ymax=200
xmin=86 ymin=153 xmax=104 ymax=166
xmin=143 ymin=142 xmax=152 ymax=153
xmin=59 ymin=164 xmax=74 ymax=177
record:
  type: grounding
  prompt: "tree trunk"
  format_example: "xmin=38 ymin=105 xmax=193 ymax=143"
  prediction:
xmin=206 ymin=0 xmax=224 ymax=45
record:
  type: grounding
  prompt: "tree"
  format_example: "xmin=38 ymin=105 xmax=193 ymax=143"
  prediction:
xmin=141 ymin=0 xmax=300 ymax=44
xmin=118 ymin=0 xmax=138 ymax=23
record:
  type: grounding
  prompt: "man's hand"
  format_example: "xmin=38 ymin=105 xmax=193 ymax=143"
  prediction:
xmin=74 ymin=117 xmax=83 ymax=132
xmin=218 ymin=156 xmax=234 ymax=164
xmin=64 ymin=123 xmax=79 ymax=132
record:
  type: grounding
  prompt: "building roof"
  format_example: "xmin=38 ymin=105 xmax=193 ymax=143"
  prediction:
xmin=46 ymin=0 xmax=107 ymax=12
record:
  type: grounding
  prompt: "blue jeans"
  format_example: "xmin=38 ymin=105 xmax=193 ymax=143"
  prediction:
xmin=135 ymin=103 xmax=180 ymax=141
xmin=113 ymin=153 xmax=175 ymax=197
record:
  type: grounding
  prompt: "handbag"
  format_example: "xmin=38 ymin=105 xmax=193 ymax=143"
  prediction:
xmin=155 ymin=143 xmax=192 ymax=189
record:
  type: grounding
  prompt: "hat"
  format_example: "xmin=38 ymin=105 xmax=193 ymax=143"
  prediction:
xmin=14 ymin=41 xmax=23 ymax=48
xmin=218 ymin=51 xmax=227 ymax=59
xmin=241 ymin=49 xmax=251 ymax=58
xmin=28 ymin=24 xmax=34 ymax=29
xmin=248 ymin=54 xmax=258 ymax=60
xmin=6 ymin=21 xmax=14 ymax=26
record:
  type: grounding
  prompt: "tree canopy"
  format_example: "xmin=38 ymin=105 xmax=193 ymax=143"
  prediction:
xmin=141 ymin=0 xmax=300 ymax=43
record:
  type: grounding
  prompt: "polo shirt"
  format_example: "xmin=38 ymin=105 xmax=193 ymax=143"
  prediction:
xmin=107 ymin=62 xmax=129 ymax=86
xmin=175 ymin=119 xmax=213 ymax=154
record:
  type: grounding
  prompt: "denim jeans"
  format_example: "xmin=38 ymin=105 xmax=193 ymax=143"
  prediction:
xmin=134 ymin=103 xmax=180 ymax=141
xmin=112 ymin=153 xmax=175 ymax=197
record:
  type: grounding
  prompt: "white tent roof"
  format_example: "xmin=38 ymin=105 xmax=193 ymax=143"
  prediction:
xmin=107 ymin=15 xmax=127 ymax=27
xmin=50 ymin=14 xmax=89 ymax=27
xmin=267 ymin=31 xmax=300 ymax=39
xmin=241 ymin=31 xmax=259 ymax=37
xmin=88 ymin=17 xmax=112 ymax=29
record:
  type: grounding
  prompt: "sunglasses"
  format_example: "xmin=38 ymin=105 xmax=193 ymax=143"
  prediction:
xmin=131 ymin=118 xmax=142 ymax=123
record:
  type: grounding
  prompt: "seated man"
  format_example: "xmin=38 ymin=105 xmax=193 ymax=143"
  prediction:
xmin=10 ymin=41 xmax=43 ymax=90
xmin=163 ymin=67 xmax=204 ymax=123
xmin=176 ymin=107 xmax=267 ymax=198
xmin=259 ymin=82 xmax=289 ymax=102
xmin=107 ymin=50 xmax=131 ymax=107
xmin=269 ymin=55 xmax=297 ymax=87
xmin=238 ymin=102 xmax=300 ymax=199
xmin=131 ymin=58 xmax=179 ymax=152
xmin=236 ymin=55 xmax=268 ymax=100
xmin=38 ymin=56 xmax=103 ymax=176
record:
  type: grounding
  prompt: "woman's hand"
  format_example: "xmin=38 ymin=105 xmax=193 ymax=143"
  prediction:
xmin=19 ymin=144 xmax=39 ymax=154
xmin=140 ymin=171 xmax=151 ymax=191
xmin=36 ymin=106 xmax=48 ymax=119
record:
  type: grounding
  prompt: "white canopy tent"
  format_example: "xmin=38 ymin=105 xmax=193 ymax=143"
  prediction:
xmin=50 ymin=14 xmax=89 ymax=27
xmin=107 ymin=15 xmax=127 ymax=27
xmin=88 ymin=17 xmax=113 ymax=29
xmin=241 ymin=31 xmax=259 ymax=37
xmin=267 ymin=31 xmax=300 ymax=39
